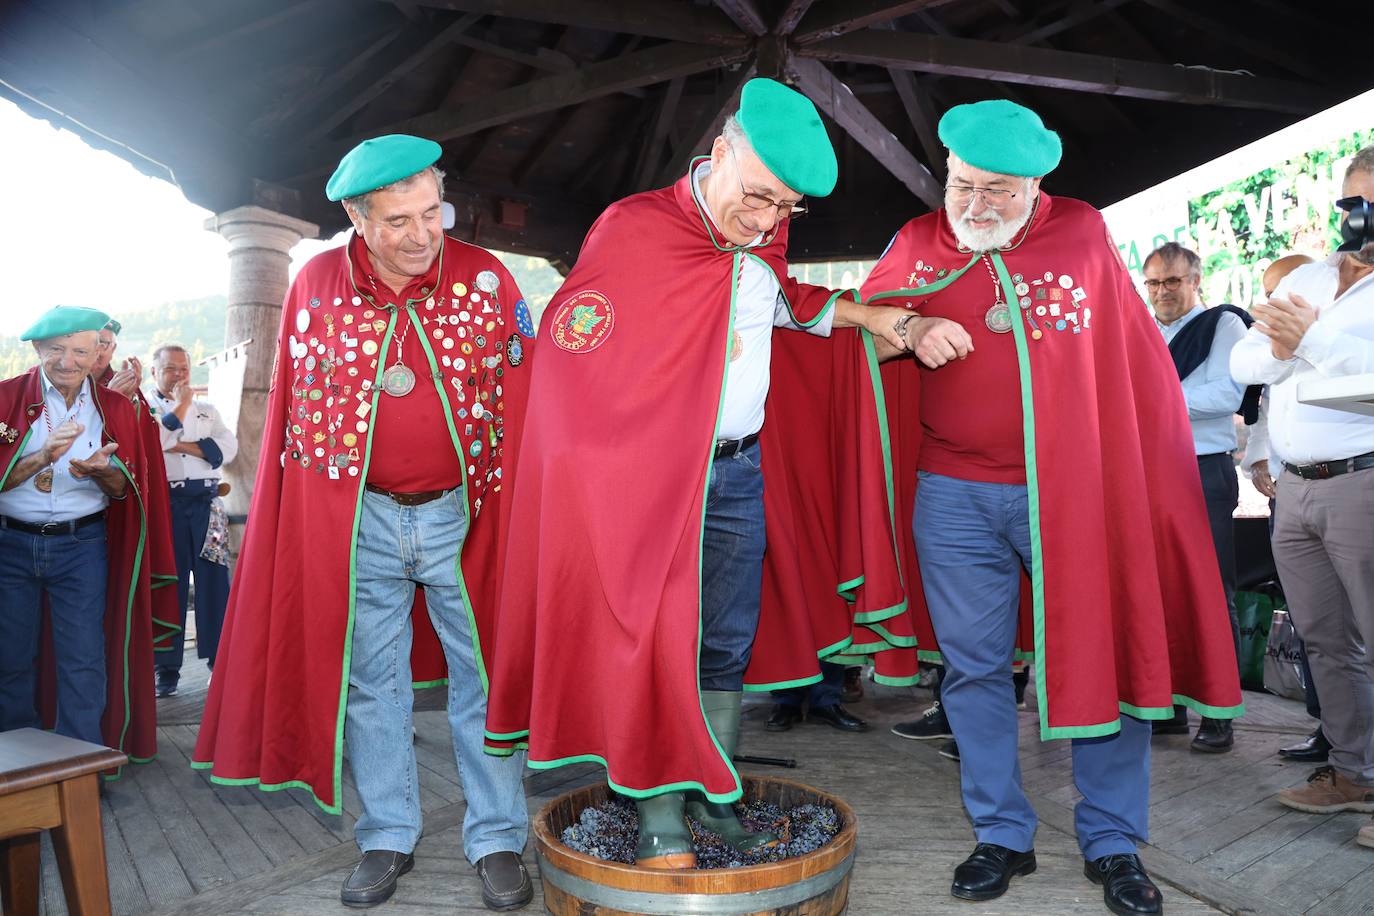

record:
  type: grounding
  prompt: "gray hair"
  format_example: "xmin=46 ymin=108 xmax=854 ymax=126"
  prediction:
xmin=343 ymin=165 xmax=447 ymax=218
xmin=152 ymin=344 xmax=189 ymax=366
xmin=720 ymin=114 xmax=754 ymax=156
xmin=1144 ymin=241 xmax=1202 ymax=278
xmin=1346 ymin=146 xmax=1374 ymax=180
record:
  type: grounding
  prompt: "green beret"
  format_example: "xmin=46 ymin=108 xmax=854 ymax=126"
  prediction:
xmin=326 ymin=134 xmax=442 ymax=202
xmin=736 ymin=78 xmax=838 ymax=198
xmin=21 ymin=306 xmax=111 ymax=342
xmin=103 ymin=318 xmax=122 ymax=336
xmin=938 ymin=100 xmax=1062 ymax=177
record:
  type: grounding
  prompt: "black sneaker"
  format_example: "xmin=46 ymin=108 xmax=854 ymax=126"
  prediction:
xmin=939 ymin=739 xmax=961 ymax=762
xmin=155 ymin=668 xmax=179 ymax=699
xmin=891 ymin=701 xmax=952 ymax=740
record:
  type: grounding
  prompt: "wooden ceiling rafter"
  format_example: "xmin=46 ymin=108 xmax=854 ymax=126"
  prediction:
xmin=392 ymin=0 xmax=746 ymax=46
xmin=799 ymin=28 xmax=1332 ymax=114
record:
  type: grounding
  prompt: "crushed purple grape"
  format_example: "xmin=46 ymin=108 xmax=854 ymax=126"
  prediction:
xmin=558 ymin=797 xmax=840 ymax=869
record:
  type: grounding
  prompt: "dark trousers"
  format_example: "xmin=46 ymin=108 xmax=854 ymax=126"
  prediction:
xmin=155 ymin=486 xmax=230 ymax=672
xmin=1198 ymin=453 xmax=1240 ymax=665
xmin=0 ymin=523 xmax=107 ymax=744
xmin=773 ymin=660 xmax=845 ymax=709
xmin=699 ymin=442 xmax=766 ymax=692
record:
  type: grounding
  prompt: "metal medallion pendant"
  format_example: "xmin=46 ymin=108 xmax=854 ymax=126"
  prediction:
xmin=35 ymin=468 xmax=54 ymax=493
xmin=985 ymin=303 xmax=1014 ymax=334
xmin=382 ymin=364 xmax=416 ymax=397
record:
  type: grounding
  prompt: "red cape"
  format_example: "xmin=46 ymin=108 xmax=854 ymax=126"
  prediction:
xmin=0 ymin=368 xmax=179 ymax=763
xmin=192 ymin=235 xmax=534 ymax=812
xmin=482 ymin=167 xmax=904 ymax=800
xmin=860 ymin=194 xmax=1242 ymax=738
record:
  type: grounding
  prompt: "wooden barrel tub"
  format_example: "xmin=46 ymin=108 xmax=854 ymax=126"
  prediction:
xmin=532 ymin=776 xmax=857 ymax=915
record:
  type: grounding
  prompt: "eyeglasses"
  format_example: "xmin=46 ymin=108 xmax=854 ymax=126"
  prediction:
xmin=945 ymin=183 xmax=1020 ymax=209
xmin=1143 ymin=276 xmax=1192 ymax=291
xmin=728 ymin=147 xmax=806 ymax=219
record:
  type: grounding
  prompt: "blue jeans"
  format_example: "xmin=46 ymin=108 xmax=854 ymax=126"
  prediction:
xmin=347 ymin=489 xmax=528 ymax=862
xmin=0 ymin=522 xmax=108 ymax=744
xmin=155 ymin=485 xmax=229 ymax=670
xmin=699 ymin=442 xmax=767 ymax=691
xmin=914 ymin=472 xmax=1150 ymax=860
xmin=773 ymin=660 xmax=845 ymax=708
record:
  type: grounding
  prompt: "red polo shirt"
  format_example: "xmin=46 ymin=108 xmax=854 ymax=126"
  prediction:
xmin=352 ymin=236 xmax=466 ymax=493
xmin=912 ymin=209 xmax=1043 ymax=485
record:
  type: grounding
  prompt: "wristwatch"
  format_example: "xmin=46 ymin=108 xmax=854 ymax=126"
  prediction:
xmin=893 ymin=312 xmax=919 ymax=340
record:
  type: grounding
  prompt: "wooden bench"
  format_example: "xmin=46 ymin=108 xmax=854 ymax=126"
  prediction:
xmin=0 ymin=728 xmax=126 ymax=916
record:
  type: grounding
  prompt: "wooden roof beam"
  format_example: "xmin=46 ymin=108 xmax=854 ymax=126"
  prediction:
xmin=1137 ymin=0 xmax=1326 ymax=83
xmin=291 ymin=13 xmax=483 ymax=145
xmin=169 ymin=0 xmax=335 ymax=59
xmin=393 ymin=0 xmax=746 ymax=46
xmin=713 ymin=0 xmax=768 ymax=38
xmin=794 ymin=0 xmax=954 ymax=45
xmin=787 ymin=57 xmax=943 ymax=208
xmin=774 ymin=0 xmax=817 ymax=36
xmin=633 ymin=76 xmax=685 ymax=190
xmin=799 ymin=29 xmax=1332 ymax=114
xmin=657 ymin=64 xmax=755 ymax=186
xmin=283 ymin=40 xmax=751 ymax=181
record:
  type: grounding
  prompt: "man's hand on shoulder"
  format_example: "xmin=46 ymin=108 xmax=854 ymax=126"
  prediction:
xmin=907 ymin=317 xmax=974 ymax=369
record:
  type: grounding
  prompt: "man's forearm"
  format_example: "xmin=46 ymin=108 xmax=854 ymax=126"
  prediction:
xmin=0 ymin=451 xmax=48 ymax=491
xmin=170 ymin=441 xmax=205 ymax=459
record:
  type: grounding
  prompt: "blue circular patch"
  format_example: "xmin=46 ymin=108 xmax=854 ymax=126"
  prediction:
xmin=514 ymin=299 xmax=535 ymax=337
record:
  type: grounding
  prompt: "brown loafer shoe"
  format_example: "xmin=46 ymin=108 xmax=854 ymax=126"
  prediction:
xmin=475 ymin=851 xmax=533 ymax=911
xmin=1277 ymin=766 xmax=1374 ymax=814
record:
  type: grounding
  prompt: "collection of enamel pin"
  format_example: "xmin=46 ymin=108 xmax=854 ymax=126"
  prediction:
xmin=283 ymin=267 xmax=532 ymax=510
xmin=906 ymin=256 xmax=1093 ymax=340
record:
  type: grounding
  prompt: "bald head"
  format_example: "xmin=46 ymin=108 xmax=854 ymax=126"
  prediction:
xmin=1263 ymin=254 xmax=1315 ymax=297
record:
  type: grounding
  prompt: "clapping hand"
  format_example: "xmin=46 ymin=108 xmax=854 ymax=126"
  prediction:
xmin=68 ymin=442 xmax=119 ymax=479
xmin=1251 ymin=293 xmax=1317 ymax=361
xmin=43 ymin=419 xmax=84 ymax=465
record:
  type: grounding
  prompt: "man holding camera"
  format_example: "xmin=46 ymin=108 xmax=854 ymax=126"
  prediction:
xmin=1231 ymin=147 xmax=1374 ymax=850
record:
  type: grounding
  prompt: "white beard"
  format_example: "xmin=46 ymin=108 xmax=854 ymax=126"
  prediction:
xmin=949 ymin=201 xmax=1034 ymax=252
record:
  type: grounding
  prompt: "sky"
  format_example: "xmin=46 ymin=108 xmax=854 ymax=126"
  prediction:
xmin=1 ymin=97 xmax=340 ymax=337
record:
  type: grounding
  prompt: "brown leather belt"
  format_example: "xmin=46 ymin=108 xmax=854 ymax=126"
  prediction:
xmin=1283 ymin=450 xmax=1374 ymax=481
xmin=364 ymin=484 xmax=449 ymax=506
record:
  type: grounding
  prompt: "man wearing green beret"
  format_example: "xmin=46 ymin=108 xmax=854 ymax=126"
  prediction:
xmin=194 ymin=135 xmax=537 ymax=909
xmin=0 ymin=306 xmax=178 ymax=761
xmin=859 ymin=99 xmax=1243 ymax=914
xmin=484 ymin=77 xmax=912 ymax=868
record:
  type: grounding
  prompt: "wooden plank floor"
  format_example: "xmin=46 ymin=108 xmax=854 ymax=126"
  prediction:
xmin=24 ymin=654 xmax=1373 ymax=915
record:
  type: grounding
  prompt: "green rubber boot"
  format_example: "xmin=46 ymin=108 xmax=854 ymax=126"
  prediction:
xmin=635 ymin=791 xmax=697 ymax=868
xmin=685 ymin=690 xmax=779 ymax=853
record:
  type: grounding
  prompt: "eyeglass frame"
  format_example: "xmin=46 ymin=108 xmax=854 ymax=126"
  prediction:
xmin=727 ymin=146 xmax=807 ymax=219
xmin=1142 ymin=275 xmax=1196 ymax=292
xmin=944 ymin=183 xmax=1023 ymax=210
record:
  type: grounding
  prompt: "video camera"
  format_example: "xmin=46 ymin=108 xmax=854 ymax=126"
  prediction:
xmin=1337 ymin=195 xmax=1373 ymax=252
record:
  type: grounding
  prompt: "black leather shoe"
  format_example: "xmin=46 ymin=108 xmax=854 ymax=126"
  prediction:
xmin=1084 ymin=853 xmax=1163 ymax=915
xmin=808 ymin=704 xmax=870 ymax=732
xmin=341 ymin=850 xmax=413 ymax=908
xmin=1151 ymin=706 xmax=1188 ymax=735
xmin=476 ymin=851 xmax=533 ymax=911
xmin=1279 ymin=728 xmax=1330 ymax=762
xmin=841 ymin=666 xmax=865 ymax=704
xmin=951 ymin=843 xmax=1036 ymax=901
xmin=1191 ymin=718 xmax=1234 ymax=753
xmin=766 ymin=705 xmax=801 ymax=732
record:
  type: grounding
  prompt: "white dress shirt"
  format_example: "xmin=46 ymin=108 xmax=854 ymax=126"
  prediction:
xmin=1155 ymin=303 xmax=1248 ymax=455
xmin=144 ymin=387 xmax=239 ymax=482
xmin=1230 ymin=253 xmax=1374 ymax=465
xmin=0 ymin=371 xmax=108 ymax=523
xmin=691 ymin=161 xmax=834 ymax=441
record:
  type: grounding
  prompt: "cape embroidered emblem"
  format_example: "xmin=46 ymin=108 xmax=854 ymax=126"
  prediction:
xmin=550 ymin=289 xmax=615 ymax=354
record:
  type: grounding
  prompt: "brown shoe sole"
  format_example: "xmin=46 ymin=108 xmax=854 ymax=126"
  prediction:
xmin=1277 ymin=795 xmax=1374 ymax=814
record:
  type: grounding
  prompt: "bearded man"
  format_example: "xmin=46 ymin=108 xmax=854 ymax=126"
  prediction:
xmin=860 ymin=100 xmax=1243 ymax=915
